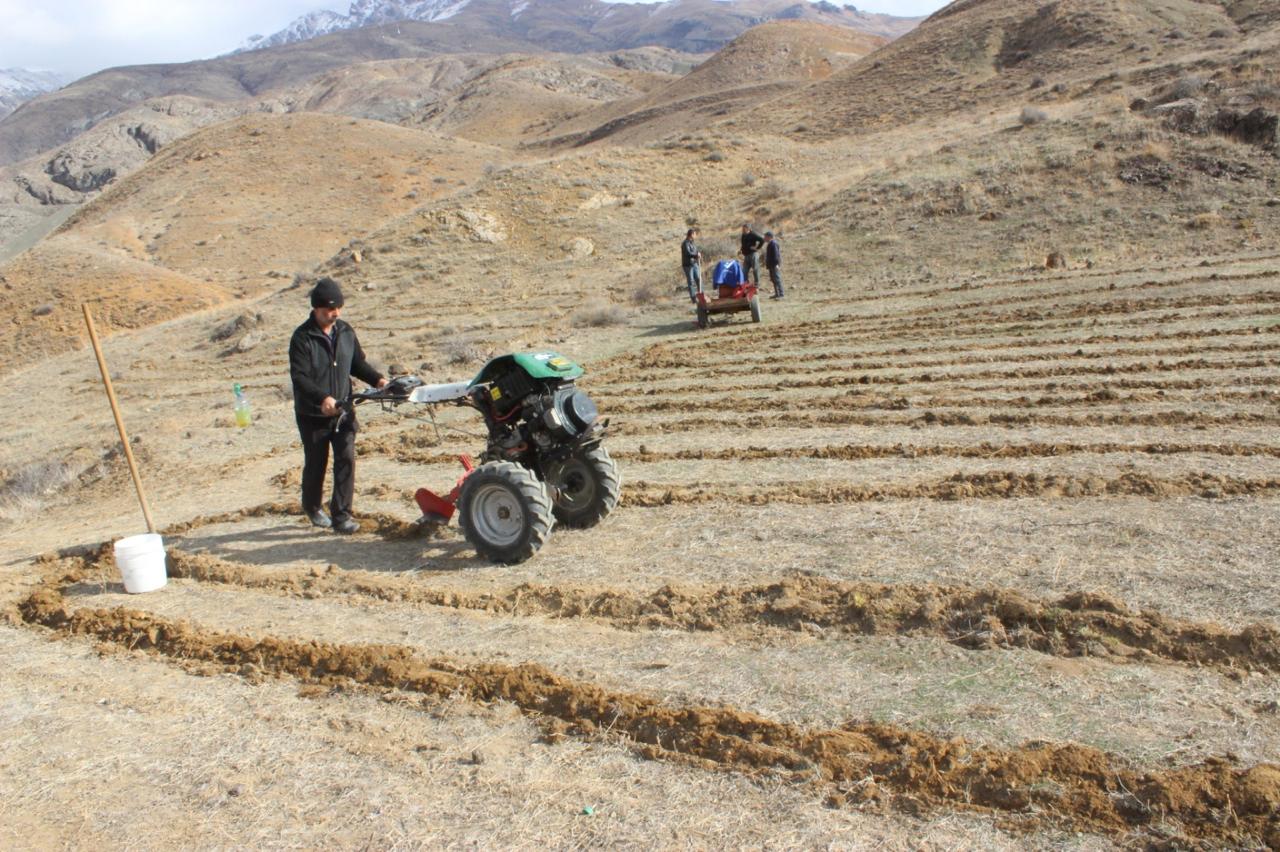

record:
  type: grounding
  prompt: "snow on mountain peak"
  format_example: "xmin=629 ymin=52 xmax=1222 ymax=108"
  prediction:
xmin=0 ymin=68 xmax=67 ymax=122
xmin=238 ymin=0 xmax=477 ymax=52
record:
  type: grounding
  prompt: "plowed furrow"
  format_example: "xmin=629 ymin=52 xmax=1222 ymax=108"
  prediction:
xmin=599 ymin=319 xmax=1280 ymax=376
xmin=156 ymin=550 xmax=1280 ymax=672
xmin=612 ymin=409 xmax=1280 ymax=434
xmin=594 ymin=335 xmax=1280 ymax=386
xmin=593 ymin=356 xmax=1280 ymax=404
xmin=358 ymin=438 xmax=1280 ymax=471
xmin=597 ymin=375 xmax=1280 ymax=407
xmin=600 ymin=388 xmax=1273 ymax=416
xmin=606 ymin=306 xmax=1280 ymax=376
xmin=765 ymin=253 xmax=1280 ymax=317
xmin=15 ymin=559 xmax=1280 ymax=846
xmin=798 ymin=269 xmax=1280 ymax=326
xmin=804 ymin=265 xmax=1280 ymax=310
xmin=616 ymin=292 xmax=1280 ymax=361
xmin=599 ymin=276 xmax=1280 ymax=366
xmin=622 ymin=472 xmax=1280 ymax=505
xmin=737 ymin=290 xmax=1280 ymax=341
xmin=610 ymin=442 xmax=1280 ymax=463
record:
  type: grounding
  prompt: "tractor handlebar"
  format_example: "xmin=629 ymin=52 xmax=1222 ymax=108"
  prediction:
xmin=335 ymin=376 xmax=424 ymax=428
xmin=350 ymin=375 xmax=424 ymax=405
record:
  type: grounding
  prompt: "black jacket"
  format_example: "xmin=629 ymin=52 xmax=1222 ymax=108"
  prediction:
xmin=289 ymin=315 xmax=383 ymax=419
xmin=765 ymin=239 xmax=782 ymax=268
xmin=740 ymin=230 xmax=764 ymax=255
xmin=681 ymin=238 xmax=701 ymax=269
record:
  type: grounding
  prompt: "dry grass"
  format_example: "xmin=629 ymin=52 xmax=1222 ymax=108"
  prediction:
xmin=439 ymin=334 xmax=487 ymax=365
xmin=571 ymin=300 xmax=628 ymax=327
xmin=1019 ymin=106 xmax=1049 ymax=125
xmin=0 ymin=459 xmax=78 ymax=523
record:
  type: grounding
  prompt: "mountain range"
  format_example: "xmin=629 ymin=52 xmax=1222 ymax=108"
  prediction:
xmin=0 ymin=0 xmax=917 ymax=169
xmin=0 ymin=69 xmax=66 ymax=123
xmin=238 ymin=0 xmax=918 ymax=53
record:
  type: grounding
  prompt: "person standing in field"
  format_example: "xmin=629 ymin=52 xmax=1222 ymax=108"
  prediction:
xmin=739 ymin=224 xmax=764 ymax=286
xmin=288 ymin=277 xmax=388 ymax=535
xmin=681 ymin=227 xmax=703 ymax=304
xmin=764 ymin=231 xmax=784 ymax=299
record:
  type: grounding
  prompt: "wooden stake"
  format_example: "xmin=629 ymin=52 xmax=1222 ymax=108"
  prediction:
xmin=82 ymin=304 xmax=156 ymax=533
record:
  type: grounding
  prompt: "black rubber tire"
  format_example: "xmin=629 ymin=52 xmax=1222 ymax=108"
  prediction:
xmin=544 ymin=446 xmax=621 ymax=529
xmin=749 ymin=294 xmax=762 ymax=323
xmin=696 ymin=304 xmax=709 ymax=329
xmin=458 ymin=461 xmax=554 ymax=564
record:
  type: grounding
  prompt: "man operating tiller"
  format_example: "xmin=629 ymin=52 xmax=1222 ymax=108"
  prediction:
xmin=288 ymin=277 xmax=388 ymax=534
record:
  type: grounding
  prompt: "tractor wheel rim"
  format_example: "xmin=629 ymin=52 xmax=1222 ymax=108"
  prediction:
xmin=470 ymin=483 xmax=525 ymax=546
xmin=550 ymin=459 xmax=595 ymax=511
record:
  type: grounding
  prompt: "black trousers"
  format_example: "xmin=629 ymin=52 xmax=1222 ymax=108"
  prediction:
xmin=297 ymin=415 xmax=357 ymax=522
xmin=742 ymin=251 xmax=760 ymax=285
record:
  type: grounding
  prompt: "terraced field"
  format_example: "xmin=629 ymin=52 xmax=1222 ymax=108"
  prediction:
xmin=5 ymin=249 xmax=1280 ymax=847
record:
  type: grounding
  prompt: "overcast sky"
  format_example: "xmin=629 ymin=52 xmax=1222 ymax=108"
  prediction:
xmin=0 ymin=0 xmax=950 ymax=80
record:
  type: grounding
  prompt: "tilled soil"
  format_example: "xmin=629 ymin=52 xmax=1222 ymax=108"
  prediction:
xmin=156 ymin=546 xmax=1280 ymax=671
xmin=4 ymin=249 xmax=1279 ymax=847
xmin=14 ymin=553 xmax=1280 ymax=847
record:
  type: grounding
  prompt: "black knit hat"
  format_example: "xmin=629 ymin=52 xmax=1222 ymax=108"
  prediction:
xmin=310 ymin=277 xmax=344 ymax=308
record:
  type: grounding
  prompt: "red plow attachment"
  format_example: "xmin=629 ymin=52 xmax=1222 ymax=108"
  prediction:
xmin=414 ymin=455 xmax=475 ymax=522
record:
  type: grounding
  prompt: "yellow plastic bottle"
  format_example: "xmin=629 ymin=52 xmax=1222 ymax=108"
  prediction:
xmin=233 ymin=383 xmax=252 ymax=427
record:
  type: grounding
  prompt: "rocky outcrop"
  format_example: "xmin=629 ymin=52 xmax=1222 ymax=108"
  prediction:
xmin=1216 ymin=107 xmax=1278 ymax=149
xmin=127 ymin=124 xmax=162 ymax=155
xmin=11 ymin=174 xmax=75 ymax=205
xmin=45 ymin=152 xmax=116 ymax=192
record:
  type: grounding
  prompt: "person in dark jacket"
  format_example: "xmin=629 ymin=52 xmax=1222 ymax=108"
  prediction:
xmin=764 ymin=231 xmax=784 ymax=299
xmin=739 ymin=224 xmax=764 ymax=286
xmin=288 ymin=277 xmax=388 ymax=534
xmin=681 ymin=227 xmax=702 ymax=303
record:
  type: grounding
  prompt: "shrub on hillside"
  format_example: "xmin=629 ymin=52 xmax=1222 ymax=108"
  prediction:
xmin=0 ymin=459 xmax=77 ymax=518
xmin=571 ymin=301 xmax=627 ymax=327
xmin=1020 ymin=107 xmax=1049 ymax=126
xmin=1169 ymin=75 xmax=1207 ymax=100
xmin=759 ymin=179 xmax=787 ymax=199
xmin=630 ymin=282 xmax=663 ymax=306
xmin=440 ymin=336 xmax=484 ymax=365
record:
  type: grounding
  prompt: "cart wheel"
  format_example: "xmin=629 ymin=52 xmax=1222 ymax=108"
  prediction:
xmin=458 ymin=461 xmax=553 ymax=563
xmin=749 ymin=294 xmax=762 ymax=323
xmin=696 ymin=303 xmax=709 ymax=329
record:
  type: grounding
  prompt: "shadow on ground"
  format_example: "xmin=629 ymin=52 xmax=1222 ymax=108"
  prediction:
xmin=170 ymin=520 xmax=478 ymax=573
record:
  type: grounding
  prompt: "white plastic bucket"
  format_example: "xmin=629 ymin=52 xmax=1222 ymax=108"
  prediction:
xmin=114 ymin=533 xmax=168 ymax=594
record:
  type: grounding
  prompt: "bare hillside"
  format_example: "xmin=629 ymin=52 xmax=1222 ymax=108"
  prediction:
xmin=0 ymin=112 xmax=500 ymax=365
xmin=284 ymin=51 xmax=689 ymax=145
xmin=536 ymin=0 xmax=1277 ymax=150
xmin=0 ymin=49 xmax=691 ymax=260
xmin=0 ymin=0 xmax=917 ymax=168
xmin=771 ymin=0 xmax=1272 ymax=137
xmin=538 ymin=21 xmax=885 ymax=147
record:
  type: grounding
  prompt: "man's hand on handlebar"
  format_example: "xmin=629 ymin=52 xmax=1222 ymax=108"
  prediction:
xmin=321 ymin=396 xmax=340 ymax=417
xmin=377 ymin=378 xmax=390 ymax=389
